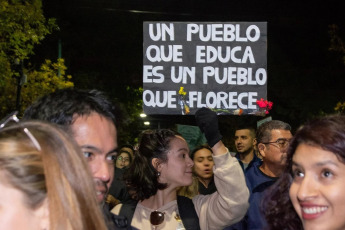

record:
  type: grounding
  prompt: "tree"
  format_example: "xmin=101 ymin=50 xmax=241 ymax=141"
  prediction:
xmin=329 ymin=24 xmax=345 ymax=114
xmin=0 ymin=0 xmax=73 ymax=117
xmin=0 ymin=58 xmax=74 ymax=116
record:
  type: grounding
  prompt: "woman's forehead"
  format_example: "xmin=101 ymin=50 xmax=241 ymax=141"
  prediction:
xmin=168 ymin=135 xmax=189 ymax=151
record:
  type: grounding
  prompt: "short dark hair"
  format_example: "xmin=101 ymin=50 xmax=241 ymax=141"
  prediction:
xmin=256 ymin=120 xmax=291 ymax=144
xmin=23 ymin=88 xmax=116 ymax=131
xmin=190 ymin=144 xmax=213 ymax=160
xmin=234 ymin=126 xmax=256 ymax=138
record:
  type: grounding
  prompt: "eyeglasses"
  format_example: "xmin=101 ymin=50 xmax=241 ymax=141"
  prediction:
xmin=150 ymin=210 xmax=165 ymax=228
xmin=262 ymin=138 xmax=291 ymax=150
xmin=0 ymin=111 xmax=41 ymax=151
xmin=117 ymin=156 xmax=130 ymax=162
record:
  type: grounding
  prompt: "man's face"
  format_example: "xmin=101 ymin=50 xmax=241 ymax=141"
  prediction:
xmin=259 ymin=129 xmax=292 ymax=167
xmin=71 ymin=112 xmax=117 ymax=203
xmin=234 ymin=129 xmax=256 ymax=154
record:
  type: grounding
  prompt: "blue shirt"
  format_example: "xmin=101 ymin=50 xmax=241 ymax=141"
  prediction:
xmin=224 ymin=160 xmax=277 ymax=230
xmin=244 ymin=161 xmax=278 ymax=230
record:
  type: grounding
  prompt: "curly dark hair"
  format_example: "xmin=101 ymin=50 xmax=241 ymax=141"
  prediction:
xmin=124 ymin=129 xmax=180 ymax=201
xmin=263 ymin=115 xmax=345 ymax=230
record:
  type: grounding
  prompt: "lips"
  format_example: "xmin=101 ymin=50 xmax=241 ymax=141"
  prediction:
xmin=300 ymin=205 xmax=328 ymax=219
xmin=204 ymin=169 xmax=212 ymax=173
xmin=94 ymin=179 xmax=108 ymax=203
xmin=236 ymin=146 xmax=244 ymax=151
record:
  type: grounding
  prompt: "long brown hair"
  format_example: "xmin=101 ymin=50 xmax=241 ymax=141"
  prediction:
xmin=0 ymin=121 xmax=107 ymax=230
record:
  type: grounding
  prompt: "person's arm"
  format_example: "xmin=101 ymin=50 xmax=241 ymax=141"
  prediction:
xmin=195 ymin=107 xmax=227 ymax=156
xmin=194 ymin=108 xmax=249 ymax=229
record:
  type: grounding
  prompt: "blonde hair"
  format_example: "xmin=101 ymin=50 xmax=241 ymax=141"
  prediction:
xmin=0 ymin=121 xmax=107 ymax=230
xmin=177 ymin=176 xmax=199 ymax=199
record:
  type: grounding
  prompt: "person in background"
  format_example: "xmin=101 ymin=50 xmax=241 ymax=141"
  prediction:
xmin=234 ymin=125 xmax=261 ymax=171
xmin=191 ymin=144 xmax=217 ymax=195
xmin=108 ymin=148 xmax=136 ymax=208
xmin=115 ymin=149 xmax=133 ymax=169
xmin=0 ymin=119 xmax=107 ymax=230
xmin=119 ymin=144 xmax=135 ymax=159
xmin=23 ymin=88 xmax=128 ymax=229
xmin=112 ymin=108 xmax=249 ymax=230
xmin=264 ymin=115 xmax=345 ymax=230
xmin=242 ymin=120 xmax=292 ymax=230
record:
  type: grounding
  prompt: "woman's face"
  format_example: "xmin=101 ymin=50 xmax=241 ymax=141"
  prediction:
xmin=193 ymin=148 xmax=214 ymax=180
xmin=289 ymin=143 xmax=345 ymax=230
xmin=0 ymin=171 xmax=46 ymax=230
xmin=159 ymin=136 xmax=194 ymax=188
xmin=115 ymin=152 xmax=131 ymax=169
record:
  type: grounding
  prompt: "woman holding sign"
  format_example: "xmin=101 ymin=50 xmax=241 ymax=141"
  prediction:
xmin=111 ymin=108 xmax=249 ymax=230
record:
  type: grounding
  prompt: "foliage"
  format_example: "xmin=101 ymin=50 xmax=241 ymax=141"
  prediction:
xmin=329 ymin=24 xmax=345 ymax=64
xmin=0 ymin=0 xmax=73 ymax=117
xmin=115 ymin=86 xmax=144 ymax=146
xmin=334 ymin=101 xmax=345 ymax=114
xmin=0 ymin=58 xmax=73 ymax=116
xmin=329 ymin=24 xmax=345 ymax=115
xmin=0 ymin=0 xmax=57 ymax=62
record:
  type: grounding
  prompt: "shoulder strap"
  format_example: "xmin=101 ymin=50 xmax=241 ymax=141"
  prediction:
xmin=119 ymin=201 xmax=138 ymax=227
xmin=177 ymin=195 xmax=201 ymax=230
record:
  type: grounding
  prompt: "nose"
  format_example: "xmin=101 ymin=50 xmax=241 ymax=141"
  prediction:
xmin=296 ymin=175 xmax=318 ymax=201
xmin=93 ymin=160 xmax=111 ymax=183
xmin=187 ymin=155 xmax=194 ymax=168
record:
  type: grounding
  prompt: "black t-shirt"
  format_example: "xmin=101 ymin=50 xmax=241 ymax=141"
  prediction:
xmin=198 ymin=177 xmax=217 ymax=195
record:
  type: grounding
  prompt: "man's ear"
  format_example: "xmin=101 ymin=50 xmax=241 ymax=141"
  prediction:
xmin=253 ymin=138 xmax=257 ymax=146
xmin=257 ymin=143 xmax=266 ymax=158
xmin=35 ymin=198 xmax=49 ymax=230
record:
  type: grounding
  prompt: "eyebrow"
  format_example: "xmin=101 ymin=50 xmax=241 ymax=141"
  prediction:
xmin=292 ymin=160 xmax=339 ymax=168
xmin=178 ymin=147 xmax=189 ymax=152
xmin=80 ymin=145 xmax=118 ymax=155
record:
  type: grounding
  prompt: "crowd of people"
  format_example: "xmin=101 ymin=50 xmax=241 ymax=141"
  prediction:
xmin=1 ymin=87 xmax=345 ymax=230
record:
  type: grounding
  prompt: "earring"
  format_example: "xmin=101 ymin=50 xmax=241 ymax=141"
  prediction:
xmin=157 ymin=172 xmax=161 ymax=177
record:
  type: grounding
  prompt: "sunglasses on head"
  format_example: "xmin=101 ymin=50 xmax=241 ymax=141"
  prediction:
xmin=0 ymin=111 xmax=41 ymax=151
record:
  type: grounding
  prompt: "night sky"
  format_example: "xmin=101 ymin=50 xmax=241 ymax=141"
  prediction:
xmin=34 ymin=0 xmax=345 ymax=140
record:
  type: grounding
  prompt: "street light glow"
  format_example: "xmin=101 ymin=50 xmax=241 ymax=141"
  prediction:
xmin=144 ymin=121 xmax=150 ymax=125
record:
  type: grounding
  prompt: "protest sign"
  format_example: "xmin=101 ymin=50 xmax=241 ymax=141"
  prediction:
xmin=143 ymin=22 xmax=267 ymax=115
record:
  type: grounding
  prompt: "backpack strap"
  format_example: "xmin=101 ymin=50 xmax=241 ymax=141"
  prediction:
xmin=119 ymin=201 xmax=138 ymax=227
xmin=177 ymin=195 xmax=201 ymax=230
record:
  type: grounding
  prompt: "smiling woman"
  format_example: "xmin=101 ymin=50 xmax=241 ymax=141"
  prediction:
xmin=263 ymin=115 xmax=345 ymax=230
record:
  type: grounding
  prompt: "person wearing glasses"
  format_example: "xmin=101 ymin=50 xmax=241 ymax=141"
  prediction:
xmin=112 ymin=108 xmax=249 ymax=230
xmin=264 ymin=115 xmax=345 ymax=230
xmin=0 ymin=119 xmax=108 ymax=230
xmin=228 ymin=120 xmax=292 ymax=230
xmin=23 ymin=88 xmax=129 ymax=229
xmin=116 ymin=150 xmax=133 ymax=169
xmin=108 ymin=148 xmax=136 ymax=208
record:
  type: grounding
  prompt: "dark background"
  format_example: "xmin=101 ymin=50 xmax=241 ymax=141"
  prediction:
xmin=32 ymin=0 xmax=345 ymax=147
